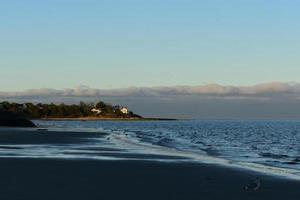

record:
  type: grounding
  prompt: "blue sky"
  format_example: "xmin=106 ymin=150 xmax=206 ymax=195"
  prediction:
xmin=1 ymin=0 xmax=300 ymax=91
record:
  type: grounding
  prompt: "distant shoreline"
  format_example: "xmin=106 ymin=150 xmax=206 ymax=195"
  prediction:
xmin=37 ymin=117 xmax=178 ymax=121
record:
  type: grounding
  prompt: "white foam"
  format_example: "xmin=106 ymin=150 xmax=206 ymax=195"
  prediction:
xmin=109 ymin=131 xmax=300 ymax=181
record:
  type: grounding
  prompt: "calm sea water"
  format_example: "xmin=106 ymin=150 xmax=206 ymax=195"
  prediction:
xmin=35 ymin=120 xmax=300 ymax=171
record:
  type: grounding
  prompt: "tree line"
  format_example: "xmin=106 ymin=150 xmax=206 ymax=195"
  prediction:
xmin=0 ymin=101 xmax=141 ymax=119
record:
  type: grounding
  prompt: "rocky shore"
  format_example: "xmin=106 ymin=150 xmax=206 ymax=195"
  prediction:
xmin=0 ymin=110 xmax=36 ymax=127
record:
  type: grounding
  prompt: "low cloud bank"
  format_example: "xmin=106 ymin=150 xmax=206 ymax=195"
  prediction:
xmin=1 ymin=82 xmax=300 ymax=119
xmin=1 ymin=82 xmax=300 ymax=99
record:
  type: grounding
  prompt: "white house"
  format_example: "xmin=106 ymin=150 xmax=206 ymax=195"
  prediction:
xmin=91 ymin=108 xmax=102 ymax=114
xmin=120 ymin=107 xmax=129 ymax=114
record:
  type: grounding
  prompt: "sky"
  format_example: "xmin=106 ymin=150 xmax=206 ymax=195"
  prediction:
xmin=1 ymin=0 xmax=300 ymax=91
xmin=1 ymin=1 xmax=300 ymax=119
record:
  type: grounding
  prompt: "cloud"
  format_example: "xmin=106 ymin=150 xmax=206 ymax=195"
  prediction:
xmin=1 ymin=82 xmax=300 ymax=119
xmin=1 ymin=82 xmax=300 ymax=99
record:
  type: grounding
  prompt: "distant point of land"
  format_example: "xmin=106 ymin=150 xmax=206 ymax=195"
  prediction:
xmin=0 ymin=101 xmax=179 ymax=122
xmin=0 ymin=101 xmax=141 ymax=120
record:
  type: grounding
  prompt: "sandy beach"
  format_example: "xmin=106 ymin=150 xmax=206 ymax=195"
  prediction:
xmin=0 ymin=127 xmax=299 ymax=200
xmin=0 ymin=158 xmax=299 ymax=200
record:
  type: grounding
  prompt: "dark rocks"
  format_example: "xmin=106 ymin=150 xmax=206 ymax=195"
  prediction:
xmin=0 ymin=110 xmax=36 ymax=127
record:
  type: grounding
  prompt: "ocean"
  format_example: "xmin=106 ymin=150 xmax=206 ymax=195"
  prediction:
xmin=1 ymin=120 xmax=300 ymax=180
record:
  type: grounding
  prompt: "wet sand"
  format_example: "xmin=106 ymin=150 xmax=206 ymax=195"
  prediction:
xmin=0 ymin=128 xmax=299 ymax=199
xmin=0 ymin=158 xmax=299 ymax=200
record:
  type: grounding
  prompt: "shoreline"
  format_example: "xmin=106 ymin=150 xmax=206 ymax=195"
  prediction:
xmin=0 ymin=127 xmax=299 ymax=199
xmin=37 ymin=117 xmax=179 ymax=121
xmin=0 ymin=127 xmax=299 ymax=181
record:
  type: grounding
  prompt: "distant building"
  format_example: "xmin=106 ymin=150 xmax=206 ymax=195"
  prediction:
xmin=16 ymin=104 xmax=26 ymax=110
xmin=91 ymin=108 xmax=102 ymax=114
xmin=120 ymin=107 xmax=129 ymax=114
xmin=37 ymin=104 xmax=45 ymax=110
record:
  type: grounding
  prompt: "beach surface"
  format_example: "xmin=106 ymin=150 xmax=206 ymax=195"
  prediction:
xmin=0 ymin=158 xmax=300 ymax=200
xmin=0 ymin=127 xmax=299 ymax=200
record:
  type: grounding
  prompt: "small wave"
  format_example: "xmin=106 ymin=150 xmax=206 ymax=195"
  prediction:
xmin=284 ymin=158 xmax=300 ymax=165
xmin=259 ymin=152 xmax=290 ymax=159
xmin=201 ymin=147 xmax=220 ymax=156
xmin=0 ymin=146 xmax=23 ymax=150
xmin=156 ymin=138 xmax=174 ymax=147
